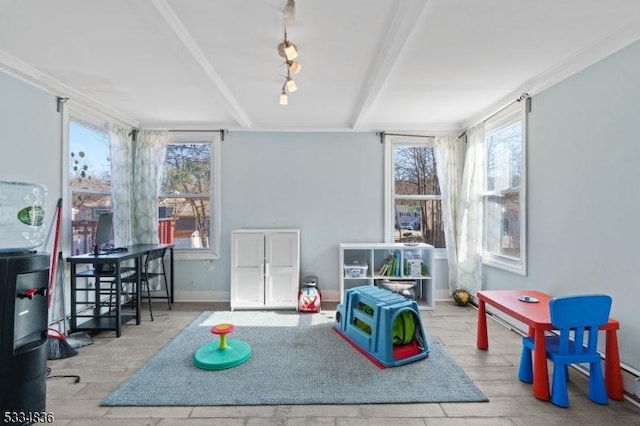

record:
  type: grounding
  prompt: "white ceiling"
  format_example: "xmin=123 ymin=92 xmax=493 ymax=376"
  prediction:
xmin=2 ymin=0 xmax=640 ymax=133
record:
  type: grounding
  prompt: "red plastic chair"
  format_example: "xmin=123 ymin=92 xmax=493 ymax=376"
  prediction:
xmin=518 ymin=294 xmax=612 ymax=407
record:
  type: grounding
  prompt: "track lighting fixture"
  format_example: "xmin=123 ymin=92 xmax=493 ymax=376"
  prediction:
xmin=277 ymin=3 xmax=301 ymax=105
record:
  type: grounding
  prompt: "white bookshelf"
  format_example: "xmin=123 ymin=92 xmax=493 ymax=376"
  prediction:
xmin=339 ymin=242 xmax=435 ymax=310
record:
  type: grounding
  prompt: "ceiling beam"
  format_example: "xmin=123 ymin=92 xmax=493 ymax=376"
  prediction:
xmin=150 ymin=0 xmax=252 ymax=129
xmin=350 ymin=0 xmax=430 ymax=130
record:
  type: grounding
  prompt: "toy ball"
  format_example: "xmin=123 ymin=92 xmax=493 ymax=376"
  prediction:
xmin=452 ymin=289 xmax=471 ymax=306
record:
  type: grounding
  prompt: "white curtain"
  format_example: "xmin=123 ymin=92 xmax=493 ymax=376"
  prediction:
xmin=456 ymin=124 xmax=485 ymax=294
xmin=132 ymin=130 xmax=168 ymax=244
xmin=109 ymin=124 xmax=133 ymax=247
xmin=435 ymin=136 xmax=466 ymax=294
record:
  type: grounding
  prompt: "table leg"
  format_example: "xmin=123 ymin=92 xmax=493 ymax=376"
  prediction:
xmin=605 ymin=330 xmax=624 ymax=400
xmin=532 ymin=328 xmax=550 ymax=401
xmin=135 ymin=256 xmax=141 ymax=325
xmin=169 ymin=247 xmax=174 ymax=303
xmin=477 ymin=300 xmax=488 ymax=350
xmin=70 ymin=264 xmax=77 ymax=332
xmin=115 ymin=263 xmax=122 ymax=338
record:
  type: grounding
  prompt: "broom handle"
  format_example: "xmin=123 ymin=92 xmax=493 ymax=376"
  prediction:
xmin=48 ymin=198 xmax=63 ymax=309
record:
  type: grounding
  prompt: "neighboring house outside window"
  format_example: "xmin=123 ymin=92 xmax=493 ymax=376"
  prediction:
xmin=159 ymin=132 xmax=221 ymax=259
xmin=68 ymin=120 xmax=112 ymax=255
xmin=385 ymin=136 xmax=446 ymax=249
xmin=482 ymin=102 xmax=527 ymax=275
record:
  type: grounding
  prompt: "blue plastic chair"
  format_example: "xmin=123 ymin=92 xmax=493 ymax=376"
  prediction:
xmin=518 ymin=294 xmax=612 ymax=408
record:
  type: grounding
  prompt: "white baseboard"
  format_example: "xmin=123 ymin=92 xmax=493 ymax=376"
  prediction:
xmin=302 ymin=288 xmax=453 ymax=304
xmin=174 ymin=290 xmax=229 ymax=302
xmin=622 ymin=368 xmax=640 ymax=402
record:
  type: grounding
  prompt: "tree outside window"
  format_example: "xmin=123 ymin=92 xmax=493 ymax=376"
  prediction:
xmin=68 ymin=121 xmax=112 ymax=255
xmin=159 ymin=139 xmax=219 ymax=256
xmin=392 ymin=143 xmax=445 ymax=248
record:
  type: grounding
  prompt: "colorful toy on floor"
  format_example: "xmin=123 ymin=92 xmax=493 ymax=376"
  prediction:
xmin=452 ymin=288 xmax=471 ymax=306
xmin=334 ymin=285 xmax=429 ymax=368
xmin=298 ymin=275 xmax=321 ymax=313
xmin=193 ymin=323 xmax=251 ymax=370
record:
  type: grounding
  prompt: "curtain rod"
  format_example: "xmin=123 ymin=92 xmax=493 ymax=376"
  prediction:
xmin=168 ymin=129 xmax=228 ymax=141
xmin=56 ymin=97 xmax=69 ymax=113
xmin=458 ymin=93 xmax=530 ymax=139
xmin=375 ymin=131 xmax=435 ymax=144
xmin=129 ymin=128 xmax=228 ymax=141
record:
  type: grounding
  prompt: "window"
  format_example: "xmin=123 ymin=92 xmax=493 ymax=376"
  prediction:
xmin=482 ymin=102 xmax=527 ymax=274
xmin=160 ymin=132 xmax=221 ymax=258
xmin=385 ymin=137 xmax=445 ymax=248
xmin=68 ymin=120 xmax=112 ymax=255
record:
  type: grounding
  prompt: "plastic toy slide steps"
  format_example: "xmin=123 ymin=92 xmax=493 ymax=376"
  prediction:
xmin=334 ymin=285 xmax=429 ymax=368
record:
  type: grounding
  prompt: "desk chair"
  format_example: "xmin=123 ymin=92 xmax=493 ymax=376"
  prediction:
xmin=518 ymin=294 xmax=612 ymax=407
xmin=77 ymin=213 xmax=138 ymax=310
xmin=75 ymin=264 xmax=137 ymax=314
xmin=121 ymin=247 xmax=171 ymax=321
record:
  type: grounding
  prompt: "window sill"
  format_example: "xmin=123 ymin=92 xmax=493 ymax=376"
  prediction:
xmin=482 ymin=253 xmax=527 ymax=276
xmin=174 ymin=250 xmax=219 ymax=261
xmin=434 ymin=248 xmax=448 ymax=260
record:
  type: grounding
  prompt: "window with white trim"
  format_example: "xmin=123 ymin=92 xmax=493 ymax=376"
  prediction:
xmin=385 ymin=136 xmax=445 ymax=248
xmin=482 ymin=102 xmax=527 ymax=274
xmin=68 ymin=120 xmax=112 ymax=255
xmin=159 ymin=132 xmax=221 ymax=258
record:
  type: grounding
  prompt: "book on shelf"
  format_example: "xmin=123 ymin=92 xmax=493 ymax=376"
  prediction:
xmin=378 ymin=251 xmax=404 ymax=277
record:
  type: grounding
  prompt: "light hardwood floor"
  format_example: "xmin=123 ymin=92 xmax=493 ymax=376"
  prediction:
xmin=46 ymin=301 xmax=640 ymax=425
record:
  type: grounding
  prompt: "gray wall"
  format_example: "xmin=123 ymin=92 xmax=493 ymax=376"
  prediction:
xmin=0 ymin=72 xmax=62 ymax=234
xmin=175 ymin=131 xmax=387 ymax=301
xmin=174 ymin=131 xmax=451 ymax=301
xmin=483 ymin=40 xmax=640 ymax=371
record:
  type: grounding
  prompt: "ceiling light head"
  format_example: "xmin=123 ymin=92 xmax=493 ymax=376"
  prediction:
xmin=284 ymin=43 xmax=298 ymax=60
xmin=279 ymin=86 xmax=288 ymax=105
xmin=286 ymin=77 xmax=297 ymax=93
xmin=287 ymin=60 xmax=302 ymax=74
xmin=284 ymin=0 xmax=295 ymax=26
xmin=278 ymin=41 xmax=298 ymax=61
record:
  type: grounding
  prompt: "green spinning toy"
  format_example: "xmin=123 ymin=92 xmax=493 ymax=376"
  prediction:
xmin=193 ymin=323 xmax=251 ymax=370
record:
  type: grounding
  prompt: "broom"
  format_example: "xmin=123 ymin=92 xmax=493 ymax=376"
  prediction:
xmin=46 ymin=198 xmax=77 ymax=360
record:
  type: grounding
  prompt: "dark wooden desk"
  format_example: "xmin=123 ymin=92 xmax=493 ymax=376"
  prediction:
xmin=476 ymin=290 xmax=623 ymax=401
xmin=68 ymin=244 xmax=174 ymax=337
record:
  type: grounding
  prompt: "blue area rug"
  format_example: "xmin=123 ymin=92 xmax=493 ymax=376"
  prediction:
xmin=102 ymin=311 xmax=488 ymax=406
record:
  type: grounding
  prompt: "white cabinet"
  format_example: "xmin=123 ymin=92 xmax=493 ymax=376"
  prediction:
xmin=231 ymin=229 xmax=300 ymax=310
xmin=339 ymin=243 xmax=435 ymax=310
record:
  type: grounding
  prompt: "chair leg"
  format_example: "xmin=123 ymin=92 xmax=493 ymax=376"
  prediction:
xmin=144 ymin=280 xmax=154 ymax=321
xmin=104 ymin=280 xmax=114 ymax=312
xmin=588 ymin=361 xmax=608 ymax=405
xmin=551 ymin=363 xmax=570 ymax=408
xmin=518 ymin=342 xmax=533 ymax=383
xmin=107 ymin=279 xmax=118 ymax=313
xmin=162 ymin=268 xmax=171 ymax=310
